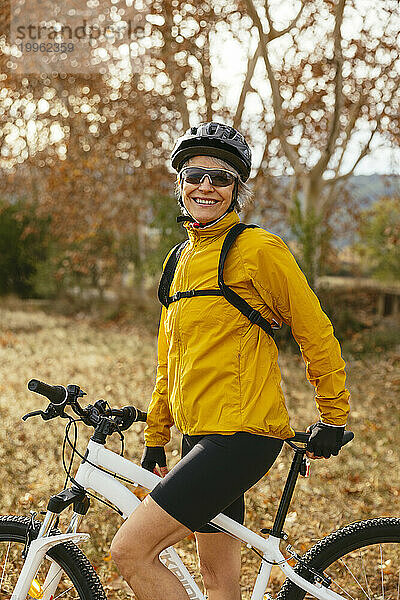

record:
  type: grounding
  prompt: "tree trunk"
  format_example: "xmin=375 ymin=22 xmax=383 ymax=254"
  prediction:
xmin=134 ymin=205 xmax=146 ymax=295
xmin=290 ymin=178 xmax=325 ymax=287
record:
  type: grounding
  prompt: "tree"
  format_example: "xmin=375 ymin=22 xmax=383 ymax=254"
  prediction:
xmin=1 ymin=0 xmax=399 ymax=291
xmin=356 ymin=196 xmax=400 ymax=282
xmin=129 ymin=0 xmax=400 ymax=284
xmin=239 ymin=0 xmax=400 ymax=284
xmin=145 ymin=193 xmax=186 ymax=276
xmin=0 ymin=0 xmax=173 ymax=292
xmin=0 ymin=200 xmax=51 ymax=296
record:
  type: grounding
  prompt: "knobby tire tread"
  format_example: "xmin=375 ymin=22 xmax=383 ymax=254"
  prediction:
xmin=277 ymin=517 xmax=400 ymax=600
xmin=0 ymin=515 xmax=107 ymax=600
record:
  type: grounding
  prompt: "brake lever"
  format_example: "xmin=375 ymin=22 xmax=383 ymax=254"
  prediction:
xmin=22 ymin=404 xmax=68 ymax=422
xmin=22 ymin=410 xmax=46 ymax=421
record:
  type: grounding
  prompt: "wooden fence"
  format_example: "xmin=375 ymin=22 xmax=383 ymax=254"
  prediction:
xmin=317 ymin=277 xmax=400 ymax=318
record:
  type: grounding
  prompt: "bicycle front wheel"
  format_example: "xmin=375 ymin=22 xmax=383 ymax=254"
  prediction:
xmin=0 ymin=515 xmax=107 ymax=600
xmin=278 ymin=517 xmax=400 ymax=600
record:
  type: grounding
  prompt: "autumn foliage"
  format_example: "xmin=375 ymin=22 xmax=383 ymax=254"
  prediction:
xmin=0 ymin=0 xmax=399 ymax=292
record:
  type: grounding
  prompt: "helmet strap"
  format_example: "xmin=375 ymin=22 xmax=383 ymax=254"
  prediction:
xmin=227 ymin=178 xmax=239 ymax=212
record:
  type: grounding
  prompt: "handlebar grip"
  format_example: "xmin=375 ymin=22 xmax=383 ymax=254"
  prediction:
xmin=28 ymin=379 xmax=67 ymax=405
xmin=290 ymin=430 xmax=354 ymax=447
xmin=342 ymin=431 xmax=354 ymax=445
xmin=290 ymin=432 xmax=310 ymax=443
xmin=113 ymin=407 xmax=147 ymax=431
xmin=135 ymin=409 xmax=147 ymax=423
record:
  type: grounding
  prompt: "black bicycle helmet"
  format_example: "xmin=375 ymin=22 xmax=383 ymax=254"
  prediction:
xmin=171 ymin=122 xmax=252 ymax=181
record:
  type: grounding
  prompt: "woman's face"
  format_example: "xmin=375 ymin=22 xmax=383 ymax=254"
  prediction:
xmin=180 ymin=155 xmax=236 ymax=223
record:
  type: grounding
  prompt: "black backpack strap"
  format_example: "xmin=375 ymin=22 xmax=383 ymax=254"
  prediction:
xmin=158 ymin=240 xmax=189 ymax=308
xmin=218 ymin=224 xmax=275 ymax=338
xmin=169 ymin=289 xmax=223 ymax=303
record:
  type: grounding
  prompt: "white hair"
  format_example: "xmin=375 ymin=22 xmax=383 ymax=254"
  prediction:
xmin=175 ymin=156 xmax=253 ymax=213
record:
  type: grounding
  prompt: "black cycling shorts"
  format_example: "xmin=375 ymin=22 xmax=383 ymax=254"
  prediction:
xmin=149 ymin=432 xmax=283 ymax=533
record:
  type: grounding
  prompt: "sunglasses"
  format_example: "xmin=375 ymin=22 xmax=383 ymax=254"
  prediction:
xmin=179 ymin=166 xmax=237 ymax=187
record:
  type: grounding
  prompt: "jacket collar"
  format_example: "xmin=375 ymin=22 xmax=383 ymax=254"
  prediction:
xmin=183 ymin=211 xmax=240 ymax=242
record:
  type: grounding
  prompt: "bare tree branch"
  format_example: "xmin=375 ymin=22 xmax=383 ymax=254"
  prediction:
xmin=330 ymin=69 xmax=399 ymax=186
xmin=264 ymin=1 xmax=278 ymax=38
xmin=332 ymin=96 xmax=366 ymax=179
xmin=245 ymin=125 xmax=293 ymax=221
xmin=252 ymin=127 xmax=273 ymax=185
xmin=327 ymin=116 xmax=383 ymax=189
xmin=335 ymin=58 xmax=398 ymax=182
xmin=233 ymin=45 xmax=262 ymax=129
xmin=266 ymin=0 xmax=305 ymax=40
xmin=244 ymin=0 xmax=303 ymax=174
xmin=160 ymin=8 xmax=190 ymax=131
xmin=309 ymin=0 xmax=346 ymax=182
xmin=323 ymin=5 xmax=399 ymax=186
xmin=233 ymin=3 xmax=305 ymax=129
xmin=197 ymin=30 xmax=214 ymax=123
xmin=329 ymin=117 xmax=381 ymax=186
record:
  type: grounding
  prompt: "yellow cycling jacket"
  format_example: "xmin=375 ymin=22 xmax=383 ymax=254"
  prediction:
xmin=144 ymin=211 xmax=350 ymax=446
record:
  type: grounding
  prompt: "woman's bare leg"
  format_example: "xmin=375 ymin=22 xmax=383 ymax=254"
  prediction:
xmin=196 ymin=531 xmax=241 ymax=600
xmin=110 ymin=495 xmax=192 ymax=600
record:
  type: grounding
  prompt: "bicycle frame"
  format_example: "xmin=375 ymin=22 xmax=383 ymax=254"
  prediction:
xmin=13 ymin=438 xmax=348 ymax=600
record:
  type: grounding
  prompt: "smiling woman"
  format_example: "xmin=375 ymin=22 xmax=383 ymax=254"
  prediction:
xmin=179 ymin=156 xmax=237 ymax=223
xmin=175 ymin=155 xmax=254 ymax=222
xmin=110 ymin=121 xmax=351 ymax=600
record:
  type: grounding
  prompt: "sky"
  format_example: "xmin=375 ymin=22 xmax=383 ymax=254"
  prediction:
xmin=3 ymin=0 xmax=399 ymax=176
xmin=209 ymin=0 xmax=400 ymax=176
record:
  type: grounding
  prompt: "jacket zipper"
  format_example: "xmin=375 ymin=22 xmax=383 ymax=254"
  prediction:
xmin=174 ymin=236 xmax=199 ymax=431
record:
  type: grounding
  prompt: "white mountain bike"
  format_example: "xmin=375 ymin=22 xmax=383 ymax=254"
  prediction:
xmin=1 ymin=378 xmax=399 ymax=600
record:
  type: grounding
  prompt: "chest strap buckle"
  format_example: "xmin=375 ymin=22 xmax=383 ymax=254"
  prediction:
xmin=171 ymin=291 xmax=181 ymax=302
xmin=248 ymin=309 xmax=263 ymax=325
xmin=171 ymin=289 xmax=196 ymax=302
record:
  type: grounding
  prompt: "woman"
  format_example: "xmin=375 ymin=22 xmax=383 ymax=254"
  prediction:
xmin=110 ymin=122 xmax=350 ymax=600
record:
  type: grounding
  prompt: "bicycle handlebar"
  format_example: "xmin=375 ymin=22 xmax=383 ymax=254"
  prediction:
xmin=26 ymin=378 xmax=353 ymax=447
xmin=28 ymin=379 xmax=67 ymax=405
xmin=26 ymin=378 xmax=147 ymax=432
xmin=289 ymin=430 xmax=354 ymax=447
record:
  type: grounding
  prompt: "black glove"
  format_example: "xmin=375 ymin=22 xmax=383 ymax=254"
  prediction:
xmin=141 ymin=446 xmax=167 ymax=473
xmin=307 ymin=422 xmax=345 ymax=459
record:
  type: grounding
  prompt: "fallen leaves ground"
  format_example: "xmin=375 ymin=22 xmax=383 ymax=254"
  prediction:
xmin=0 ymin=302 xmax=399 ymax=599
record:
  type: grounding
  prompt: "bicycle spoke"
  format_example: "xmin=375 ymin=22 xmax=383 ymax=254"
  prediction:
xmin=42 ymin=564 xmax=63 ymax=597
xmin=328 ymin=575 xmax=358 ymax=600
xmin=53 ymin=585 xmax=75 ymax=599
xmin=0 ymin=516 xmax=106 ymax=600
xmin=336 ymin=557 xmax=371 ymax=599
xmin=380 ymin=544 xmax=385 ymax=600
xmin=0 ymin=542 xmax=76 ymax=600
xmin=0 ymin=542 xmax=11 ymax=591
xmin=360 ymin=548 xmax=373 ymax=600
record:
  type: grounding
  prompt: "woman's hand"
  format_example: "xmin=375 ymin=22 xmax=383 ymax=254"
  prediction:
xmin=141 ymin=446 xmax=169 ymax=477
xmin=306 ymin=422 xmax=345 ymax=460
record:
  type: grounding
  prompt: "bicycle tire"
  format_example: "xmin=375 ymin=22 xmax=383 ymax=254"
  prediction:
xmin=0 ymin=515 xmax=107 ymax=600
xmin=278 ymin=517 xmax=400 ymax=600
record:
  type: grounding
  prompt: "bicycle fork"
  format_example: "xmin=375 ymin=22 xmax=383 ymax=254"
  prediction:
xmin=12 ymin=501 xmax=89 ymax=600
xmin=12 ymin=529 xmax=89 ymax=600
